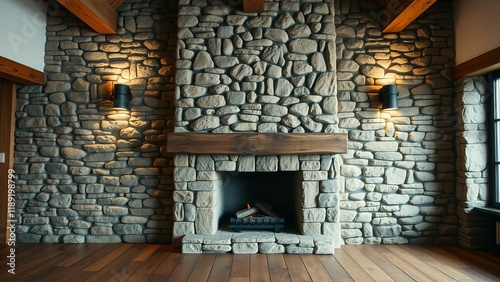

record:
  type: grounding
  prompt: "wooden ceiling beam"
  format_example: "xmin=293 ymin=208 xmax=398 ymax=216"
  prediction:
xmin=453 ymin=47 xmax=500 ymax=79
xmin=106 ymin=0 xmax=125 ymax=9
xmin=243 ymin=0 xmax=264 ymax=13
xmin=0 ymin=56 xmax=45 ymax=85
xmin=378 ymin=0 xmax=436 ymax=33
xmin=56 ymin=0 xmax=118 ymax=34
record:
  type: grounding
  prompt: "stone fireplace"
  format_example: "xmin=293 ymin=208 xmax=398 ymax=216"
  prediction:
xmin=172 ymin=152 xmax=343 ymax=253
xmin=170 ymin=0 xmax=343 ymax=253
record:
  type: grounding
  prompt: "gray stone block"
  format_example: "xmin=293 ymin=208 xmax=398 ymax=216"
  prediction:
xmin=298 ymin=235 xmax=314 ymax=248
xmin=183 ymin=244 xmax=203 ymax=253
xmin=202 ymin=244 xmax=231 ymax=253
xmin=86 ymin=235 xmax=121 ymax=243
xmin=286 ymin=246 xmax=314 ymax=254
xmin=275 ymin=233 xmax=299 ymax=244
xmin=259 ymin=243 xmax=285 ymax=254
xmin=123 ymin=235 xmax=146 ymax=243
xmin=315 ymin=245 xmax=334 ymax=254
xmin=232 ymin=243 xmax=258 ymax=254
xmin=63 ymin=235 xmax=85 ymax=243
xmin=183 ymin=234 xmax=204 ymax=243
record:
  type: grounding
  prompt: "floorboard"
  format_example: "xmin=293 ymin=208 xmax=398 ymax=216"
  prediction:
xmin=317 ymin=255 xmax=353 ymax=282
xmin=334 ymin=247 xmax=374 ymax=281
xmin=400 ymin=245 xmax=475 ymax=281
xmin=230 ymin=254 xmax=250 ymax=281
xmin=146 ymin=250 xmax=183 ymax=281
xmin=187 ymin=254 xmax=216 ymax=282
xmin=127 ymin=245 xmax=173 ymax=281
xmin=166 ymin=254 xmax=200 ymax=282
xmin=208 ymin=254 xmax=232 ymax=282
xmin=355 ymin=245 xmax=413 ymax=282
xmin=376 ymin=245 xmax=436 ymax=281
xmin=267 ymin=254 xmax=291 ymax=282
xmin=342 ymin=245 xmax=393 ymax=282
xmin=301 ymin=255 xmax=333 ymax=282
xmin=0 ymin=244 xmax=498 ymax=282
xmin=250 ymin=254 xmax=270 ymax=282
xmin=283 ymin=253 xmax=312 ymax=282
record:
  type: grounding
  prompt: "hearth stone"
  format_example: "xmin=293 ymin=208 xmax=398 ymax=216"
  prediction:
xmin=181 ymin=230 xmax=335 ymax=254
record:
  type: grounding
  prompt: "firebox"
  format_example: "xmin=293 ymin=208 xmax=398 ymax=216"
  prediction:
xmin=221 ymin=171 xmax=299 ymax=232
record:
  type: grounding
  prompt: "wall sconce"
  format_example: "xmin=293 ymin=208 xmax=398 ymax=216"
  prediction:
xmin=378 ymin=84 xmax=398 ymax=110
xmin=113 ymin=84 xmax=131 ymax=110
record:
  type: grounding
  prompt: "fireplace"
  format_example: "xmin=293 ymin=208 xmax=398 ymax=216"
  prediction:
xmin=222 ymin=171 xmax=298 ymax=232
xmin=170 ymin=147 xmax=344 ymax=254
xmin=171 ymin=0 xmax=344 ymax=254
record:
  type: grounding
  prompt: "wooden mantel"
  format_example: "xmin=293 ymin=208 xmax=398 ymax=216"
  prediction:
xmin=166 ymin=133 xmax=347 ymax=155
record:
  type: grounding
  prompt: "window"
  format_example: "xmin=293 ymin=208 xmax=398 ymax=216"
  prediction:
xmin=489 ymin=71 xmax=500 ymax=209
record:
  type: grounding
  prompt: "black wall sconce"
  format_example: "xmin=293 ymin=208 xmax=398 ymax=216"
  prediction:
xmin=113 ymin=84 xmax=131 ymax=110
xmin=378 ymin=84 xmax=398 ymax=110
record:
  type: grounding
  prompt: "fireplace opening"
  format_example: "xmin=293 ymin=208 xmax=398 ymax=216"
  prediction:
xmin=220 ymin=171 xmax=300 ymax=233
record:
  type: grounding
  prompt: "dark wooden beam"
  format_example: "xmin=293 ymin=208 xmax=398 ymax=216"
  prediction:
xmin=453 ymin=46 xmax=500 ymax=79
xmin=378 ymin=0 xmax=436 ymax=33
xmin=376 ymin=0 xmax=390 ymax=8
xmin=167 ymin=133 xmax=347 ymax=155
xmin=106 ymin=0 xmax=125 ymax=9
xmin=0 ymin=56 xmax=45 ymax=85
xmin=243 ymin=0 xmax=264 ymax=13
xmin=0 ymin=82 xmax=16 ymax=243
xmin=56 ymin=0 xmax=119 ymax=34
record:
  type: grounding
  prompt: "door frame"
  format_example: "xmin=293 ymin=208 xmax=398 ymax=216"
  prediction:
xmin=0 ymin=82 xmax=16 ymax=243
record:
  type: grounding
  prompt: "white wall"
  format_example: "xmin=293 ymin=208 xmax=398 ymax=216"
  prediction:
xmin=0 ymin=0 xmax=47 ymax=72
xmin=454 ymin=0 xmax=500 ymax=65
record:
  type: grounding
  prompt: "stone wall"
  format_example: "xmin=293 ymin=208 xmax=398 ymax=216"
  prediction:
xmin=13 ymin=0 xmax=496 ymax=247
xmin=335 ymin=0 xmax=458 ymax=244
xmin=175 ymin=0 xmax=338 ymax=133
xmin=455 ymin=76 xmax=496 ymax=248
xmin=14 ymin=0 xmax=177 ymax=243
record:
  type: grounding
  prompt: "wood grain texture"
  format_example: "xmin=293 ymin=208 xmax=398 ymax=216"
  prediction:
xmin=56 ymin=0 xmax=118 ymax=34
xmin=208 ymin=254 xmax=232 ymax=282
xmin=166 ymin=133 xmax=347 ymax=155
xmin=0 ymin=83 xmax=16 ymax=243
xmin=105 ymin=0 xmax=125 ymax=9
xmin=0 ymin=57 xmax=44 ymax=85
xmin=243 ymin=0 xmax=264 ymax=13
xmin=381 ymin=0 xmax=436 ymax=33
xmin=453 ymin=46 xmax=500 ymax=79
xmin=250 ymin=254 xmax=270 ymax=282
xmin=0 ymin=244 xmax=499 ymax=281
xmin=341 ymin=245 xmax=394 ymax=281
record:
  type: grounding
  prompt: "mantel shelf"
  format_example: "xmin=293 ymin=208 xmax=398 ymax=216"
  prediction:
xmin=166 ymin=132 xmax=347 ymax=155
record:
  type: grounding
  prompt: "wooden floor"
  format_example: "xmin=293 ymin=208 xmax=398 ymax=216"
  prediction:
xmin=0 ymin=244 xmax=499 ymax=281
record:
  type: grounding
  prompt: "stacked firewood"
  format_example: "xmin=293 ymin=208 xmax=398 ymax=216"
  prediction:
xmin=235 ymin=201 xmax=279 ymax=218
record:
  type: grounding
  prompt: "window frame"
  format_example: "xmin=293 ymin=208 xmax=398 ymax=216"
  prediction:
xmin=488 ymin=71 xmax=500 ymax=209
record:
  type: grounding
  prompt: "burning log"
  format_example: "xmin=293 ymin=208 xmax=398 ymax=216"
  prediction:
xmin=231 ymin=202 xmax=285 ymax=232
xmin=255 ymin=201 xmax=279 ymax=217
xmin=235 ymin=202 xmax=280 ymax=218
xmin=235 ymin=206 xmax=260 ymax=218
